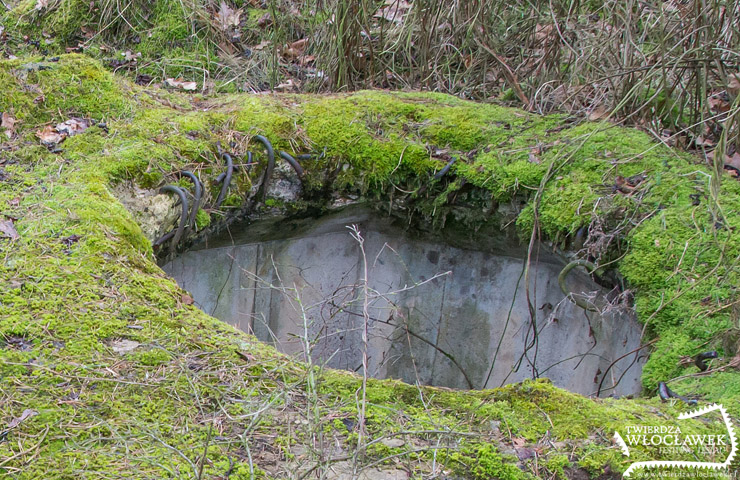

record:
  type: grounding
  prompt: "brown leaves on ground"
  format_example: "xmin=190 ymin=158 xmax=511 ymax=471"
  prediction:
xmin=373 ymin=0 xmax=411 ymax=24
xmin=215 ymin=1 xmax=242 ymax=32
xmin=6 ymin=409 xmax=37 ymax=430
xmin=282 ymin=38 xmax=307 ymax=60
xmin=36 ymin=118 xmax=91 ymax=146
xmin=257 ymin=12 xmax=272 ymax=28
xmin=1 ymin=112 xmax=17 ymax=139
xmin=0 ymin=218 xmax=19 ymax=240
xmin=165 ymin=77 xmax=197 ymax=91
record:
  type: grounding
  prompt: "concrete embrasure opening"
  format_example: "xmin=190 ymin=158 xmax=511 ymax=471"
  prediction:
xmin=163 ymin=206 xmax=645 ymax=397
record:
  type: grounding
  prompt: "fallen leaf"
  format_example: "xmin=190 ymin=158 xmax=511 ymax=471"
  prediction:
xmin=373 ymin=0 xmax=411 ymax=24
xmin=1 ymin=112 xmax=17 ymax=139
xmin=61 ymin=234 xmax=81 ymax=246
xmin=110 ymin=339 xmax=140 ymax=354
xmin=35 ymin=0 xmax=48 ymax=10
xmin=1 ymin=112 xmax=17 ymax=131
xmin=55 ymin=118 xmax=91 ymax=137
xmin=275 ymin=79 xmax=297 ymax=91
xmin=517 ymin=447 xmax=536 ymax=460
xmin=512 ymin=437 xmax=526 ymax=447
xmin=215 ymin=1 xmax=242 ymax=31
xmin=0 ymin=219 xmax=19 ymax=240
xmin=165 ymin=77 xmax=197 ymax=91
xmin=135 ymin=74 xmax=154 ymax=85
xmin=728 ymin=74 xmax=740 ymax=97
xmin=122 ymin=50 xmax=141 ymax=62
xmin=282 ymin=38 xmax=307 ymax=59
xmin=726 ymin=152 xmax=740 ymax=170
xmin=708 ymin=92 xmax=731 ymax=113
xmin=181 ymin=293 xmax=194 ymax=305
xmin=257 ymin=12 xmax=272 ymax=28
xmin=36 ymin=125 xmax=65 ymax=145
xmin=235 ymin=350 xmax=256 ymax=363
xmin=535 ymin=23 xmax=554 ymax=43
xmin=299 ymin=54 xmax=316 ymax=66
xmin=7 ymin=409 xmax=37 ymax=429
xmin=588 ymin=105 xmax=609 ymax=121
xmin=253 ymin=40 xmax=271 ymax=51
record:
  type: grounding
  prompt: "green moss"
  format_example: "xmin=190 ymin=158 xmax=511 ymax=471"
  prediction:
xmin=2 ymin=54 xmax=740 ymax=478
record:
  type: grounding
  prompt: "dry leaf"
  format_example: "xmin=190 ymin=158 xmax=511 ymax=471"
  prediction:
xmin=588 ymin=105 xmax=609 ymax=121
xmin=36 ymin=125 xmax=65 ymax=145
xmin=55 ymin=118 xmax=91 ymax=137
xmin=283 ymin=38 xmax=307 ymax=59
xmin=728 ymin=74 xmax=740 ymax=97
xmin=726 ymin=152 xmax=740 ymax=170
xmin=299 ymin=54 xmax=316 ymax=66
xmin=535 ymin=23 xmax=554 ymax=42
xmin=215 ymin=1 xmax=242 ymax=31
xmin=512 ymin=437 xmax=526 ymax=448
xmin=275 ymin=79 xmax=297 ymax=91
xmin=0 ymin=219 xmax=19 ymax=240
xmin=257 ymin=12 xmax=272 ymax=28
xmin=110 ymin=339 xmax=140 ymax=354
xmin=373 ymin=0 xmax=411 ymax=24
xmin=1 ymin=112 xmax=17 ymax=131
xmin=165 ymin=78 xmax=197 ymax=91
xmin=35 ymin=0 xmax=49 ymax=10
xmin=253 ymin=40 xmax=271 ymax=51
xmin=7 ymin=409 xmax=37 ymax=429
xmin=122 ymin=50 xmax=141 ymax=62
xmin=181 ymin=293 xmax=194 ymax=305
xmin=1 ymin=112 xmax=17 ymax=139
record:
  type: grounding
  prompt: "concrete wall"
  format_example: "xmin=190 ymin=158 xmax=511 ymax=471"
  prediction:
xmin=163 ymin=208 xmax=645 ymax=396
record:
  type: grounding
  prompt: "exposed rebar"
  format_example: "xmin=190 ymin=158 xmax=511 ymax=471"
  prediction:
xmin=157 ymin=185 xmax=189 ymax=248
xmin=433 ymin=156 xmax=457 ymax=180
xmin=558 ymin=259 xmax=603 ymax=312
xmin=252 ymin=135 xmax=275 ymax=202
xmin=695 ymin=351 xmax=718 ymax=372
xmin=658 ymin=381 xmax=697 ymax=405
xmin=179 ymin=170 xmax=202 ymax=230
xmin=214 ymin=152 xmax=233 ymax=208
xmin=278 ymin=151 xmax=305 ymax=177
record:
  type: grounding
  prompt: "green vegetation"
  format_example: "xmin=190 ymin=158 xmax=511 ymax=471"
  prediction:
xmin=0 ymin=54 xmax=738 ymax=478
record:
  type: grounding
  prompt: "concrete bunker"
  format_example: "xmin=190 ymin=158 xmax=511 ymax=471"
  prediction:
xmin=163 ymin=206 xmax=645 ymax=397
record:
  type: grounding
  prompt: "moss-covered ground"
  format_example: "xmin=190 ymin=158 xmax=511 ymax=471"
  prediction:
xmin=1 ymin=54 xmax=739 ymax=478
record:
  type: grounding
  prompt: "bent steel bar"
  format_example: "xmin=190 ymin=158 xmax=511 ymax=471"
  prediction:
xmin=558 ymin=259 xmax=602 ymax=312
xmin=179 ymin=171 xmax=202 ymax=230
xmin=657 ymin=381 xmax=697 ymax=405
xmin=297 ymin=147 xmax=326 ymax=161
xmin=158 ymin=185 xmax=189 ymax=248
xmin=695 ymin=351 xmax=718 ymax=372
xmin=252 ymin=135 xmax=275 ymax=202
xmin=214 ymin=152 xmax=233 ymax=208
xmin=433 ymin=156 xmax=457 ymax=180
xmin=278 ymin=151 xmax=305 ymax=177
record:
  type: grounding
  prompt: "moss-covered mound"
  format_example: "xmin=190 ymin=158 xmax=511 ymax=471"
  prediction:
xmin=1 ymin=55 xmax=739 ymax=478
